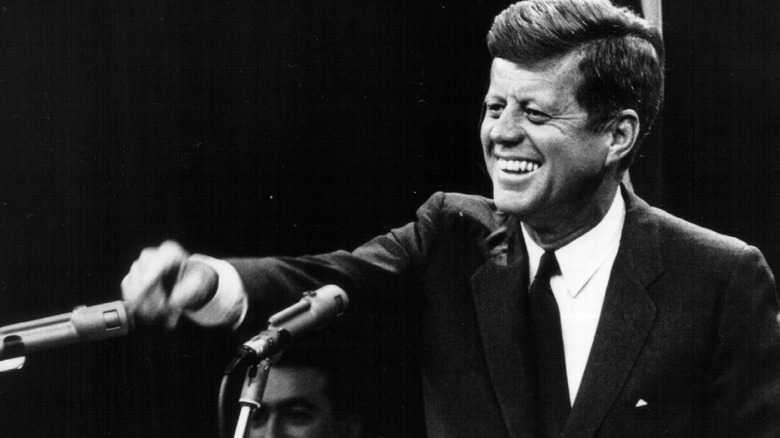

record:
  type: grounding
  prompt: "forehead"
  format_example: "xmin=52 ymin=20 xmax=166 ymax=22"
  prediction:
xmin=263 ymin=366 xmax=329 ymax=404
xmin=486 ymin=56 xmax=582 ymax=105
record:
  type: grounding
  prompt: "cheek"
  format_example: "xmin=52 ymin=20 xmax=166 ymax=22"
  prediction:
xmin=479 ymin=120 xmax=492 ymax=148
xmin=480 ymin=124 xmax=496 ymax=169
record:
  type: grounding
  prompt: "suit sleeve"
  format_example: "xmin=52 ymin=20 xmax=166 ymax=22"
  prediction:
xmin=225 ymin=192 xmax=445 ymax=335
xmin=709 ymin=245 xmax=780 ymax=437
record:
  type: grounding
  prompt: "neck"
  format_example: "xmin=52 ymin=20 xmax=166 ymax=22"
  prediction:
xmin=523 ymin=182 xmax=621 ymax=251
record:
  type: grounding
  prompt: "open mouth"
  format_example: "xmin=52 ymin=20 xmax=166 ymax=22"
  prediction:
xmin=497 ymin=158 xmax=540 ymax=174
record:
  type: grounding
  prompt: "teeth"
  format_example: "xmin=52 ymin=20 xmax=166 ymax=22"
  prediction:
xmin=497 ymin=158 xmax=540 ymax=173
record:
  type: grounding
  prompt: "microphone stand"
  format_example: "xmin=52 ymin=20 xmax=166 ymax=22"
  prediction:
xmin=233 ymin=357 xmax=274 ymax=438
xmin=224 ymin=286 xmax=349 ymax=438
xmin=230 ymin=329 xmax=284 ymax=438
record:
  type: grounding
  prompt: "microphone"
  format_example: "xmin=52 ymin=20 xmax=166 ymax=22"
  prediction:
xmin=227 ymin=285 xmax=348 ymax=373
xmin=0 ymin=301 xmax=134 ymax=364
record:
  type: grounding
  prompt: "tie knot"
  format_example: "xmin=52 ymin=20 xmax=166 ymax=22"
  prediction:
xmin=536 ymin=251 xmax=560 ymax=282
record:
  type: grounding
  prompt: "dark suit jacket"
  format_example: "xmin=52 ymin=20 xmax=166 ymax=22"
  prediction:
xmin=229 ymin=188 xmax=780 ymax=437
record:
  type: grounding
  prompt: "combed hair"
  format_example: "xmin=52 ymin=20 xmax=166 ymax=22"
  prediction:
xmin=487 ymin=0 xmax=664 ymax=166
xmin=272 ymin=341 xmax=365 ymax=421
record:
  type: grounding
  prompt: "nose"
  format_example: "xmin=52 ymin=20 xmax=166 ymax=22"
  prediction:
xmin=489 ymin=108 xmax=525 ymax=146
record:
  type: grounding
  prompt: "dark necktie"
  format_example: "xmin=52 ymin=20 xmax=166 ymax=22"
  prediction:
xmin=529 ymin=251 xmax=570 ymax=437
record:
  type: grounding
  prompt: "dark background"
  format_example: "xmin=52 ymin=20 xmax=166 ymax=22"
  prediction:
xmin=0 ymin=0 xmax=778 ymax=436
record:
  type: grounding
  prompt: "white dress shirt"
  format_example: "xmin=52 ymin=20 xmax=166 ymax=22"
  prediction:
xmin=522 ymin=189 xmax=625 ymax=405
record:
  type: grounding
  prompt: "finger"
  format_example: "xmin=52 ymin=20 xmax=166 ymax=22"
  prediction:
xmin=121 ymin=256 xmax=164 ymax=307
xmin=168 ymin=259 xmax=219 ymax=311
xmin=164 ymin=308 xmax=182 ymax=330
xmin=165 ymin=259 xmax=217 ymax=329
xmin=156 ymin=240 xmax=189 ymax=271
xmin=121 ymin=241 xmax=189 ymax=321
xmin=134 ymin=282 xmax=169 ymax=322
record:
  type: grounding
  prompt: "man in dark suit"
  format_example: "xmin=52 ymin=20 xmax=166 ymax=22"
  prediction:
xmin=121 ymin=0 xmax=780 ymax=436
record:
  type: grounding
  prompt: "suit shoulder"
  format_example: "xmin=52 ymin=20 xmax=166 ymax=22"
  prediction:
xmin=649 ymin=205 xmax=752 ymax=257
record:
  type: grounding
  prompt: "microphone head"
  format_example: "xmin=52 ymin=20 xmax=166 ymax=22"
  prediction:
xmin=268 ymin=285 xmax=349 ymax=337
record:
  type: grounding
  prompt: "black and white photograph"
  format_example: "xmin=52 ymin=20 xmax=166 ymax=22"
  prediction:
xmin=1 ymin=1 xmax=779 ymax=437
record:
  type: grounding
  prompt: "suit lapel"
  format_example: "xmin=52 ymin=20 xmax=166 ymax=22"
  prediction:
xmin=471 ymin=224 xmax=539 ymax=437
xmin=563 ymin=190 xmax=663 ymax=438
xmin=468 ymin=189 xmax=663 ymax=437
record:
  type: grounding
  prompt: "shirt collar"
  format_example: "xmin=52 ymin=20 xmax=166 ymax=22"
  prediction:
xmin=523 ymin=188 xmax=625 ymax=298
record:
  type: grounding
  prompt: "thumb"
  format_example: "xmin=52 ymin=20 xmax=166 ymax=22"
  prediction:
xmin=168 ymin=258 xmax=219 ymax=311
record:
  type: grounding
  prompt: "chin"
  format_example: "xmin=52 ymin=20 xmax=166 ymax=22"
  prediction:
xmin=493 ymin=190 xmax=531 ymax=216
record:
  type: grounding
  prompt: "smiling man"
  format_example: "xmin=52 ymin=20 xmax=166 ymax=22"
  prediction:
xmin=122 ymin=1 xmax=780 ymax=437
xmin=482 ymin=54 xmax=627 ymax=248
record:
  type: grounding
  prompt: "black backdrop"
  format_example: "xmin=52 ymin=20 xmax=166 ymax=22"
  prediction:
xmin=0 ymin=1 xmax=778 ymax=437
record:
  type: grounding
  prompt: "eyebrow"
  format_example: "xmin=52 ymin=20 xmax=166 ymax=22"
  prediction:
xmin=267 ymin=397 xmax=319 ymax=412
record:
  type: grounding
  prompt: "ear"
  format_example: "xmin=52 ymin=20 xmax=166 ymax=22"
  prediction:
xmin=604 ymin=109 xmax=640 ymax=168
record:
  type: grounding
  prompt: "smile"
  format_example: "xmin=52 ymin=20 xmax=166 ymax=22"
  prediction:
xmin=497 ymin=158 xmax=540 ymax=174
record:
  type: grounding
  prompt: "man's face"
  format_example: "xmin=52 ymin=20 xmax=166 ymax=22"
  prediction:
xmin=250 ymin=366 xmax=339 ymax=438
xmin=480 ymin=56 xmax=613 ymax=231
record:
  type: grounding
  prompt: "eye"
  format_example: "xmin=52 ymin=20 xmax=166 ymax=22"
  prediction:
xmin=251 ymin=407 xmax=269 ymax=426
xmin=484 ymin=101 xmax=505 ymax=118
xmin=283 ymin=407 xmax=315 ymax=426
xmin=523 ymin=106 xmax=552 ymax=124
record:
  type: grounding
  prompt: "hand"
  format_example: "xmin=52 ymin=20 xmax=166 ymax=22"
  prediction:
xmin=122 ymin=240 xmax=218 ymax=328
